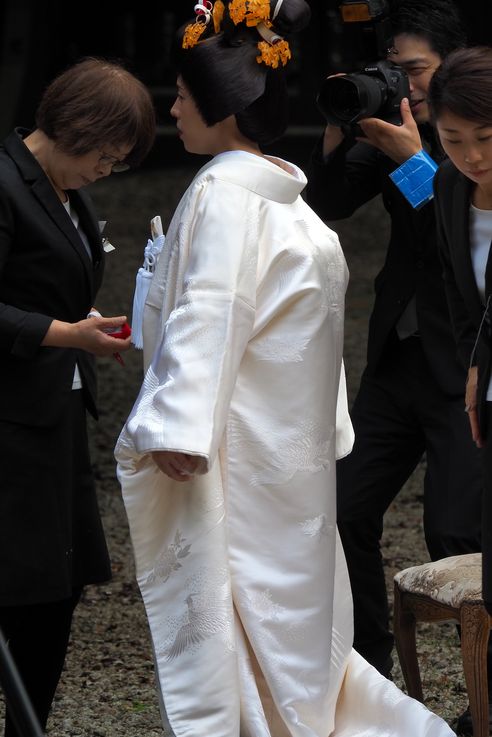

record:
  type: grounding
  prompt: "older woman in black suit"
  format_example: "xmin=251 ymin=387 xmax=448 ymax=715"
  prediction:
xmin=0 ymin=58 xmax=155 ymax=735
xmin=430 ymin=46 xmax=492 ymax=617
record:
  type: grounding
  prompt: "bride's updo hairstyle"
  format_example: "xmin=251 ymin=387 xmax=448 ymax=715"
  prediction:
xmin=173 ymin=0 xmax=311 ymax=146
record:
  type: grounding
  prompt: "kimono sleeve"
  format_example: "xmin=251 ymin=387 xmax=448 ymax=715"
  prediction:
xmin=123 ymin=177 xmax=258 ymax=469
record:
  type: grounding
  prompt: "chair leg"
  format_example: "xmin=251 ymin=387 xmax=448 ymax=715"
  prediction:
xmin=393 ymin=583 xmax=424 ymax=702
xmin=460 ymin=604 xmax=490 ymax=737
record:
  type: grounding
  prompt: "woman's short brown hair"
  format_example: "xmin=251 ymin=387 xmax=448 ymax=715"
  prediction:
xmin=35 ymin=57 xmax=156 ymax=167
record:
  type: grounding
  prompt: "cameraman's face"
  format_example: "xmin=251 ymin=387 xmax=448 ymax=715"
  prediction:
xmin=388 ymin=34 xmax=442 ymax=124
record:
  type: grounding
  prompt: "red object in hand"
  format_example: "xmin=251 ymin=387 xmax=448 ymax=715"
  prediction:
xmin=103 ymin=322 xmax=131 ymax=367
xmin=104 ymin=322 xmax=132 ymax=340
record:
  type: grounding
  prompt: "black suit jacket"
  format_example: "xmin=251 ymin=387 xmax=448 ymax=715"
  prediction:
xmin=306 ymin=130 xmax=466 ymax=397
xmin=434 ymin=159 xmax=492 ymax=430
xmin=0 ymin=129 xmax=105 ymax=425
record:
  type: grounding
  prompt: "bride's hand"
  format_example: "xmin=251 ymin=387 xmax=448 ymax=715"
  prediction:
xmin=151 ymin=451 xmax=201 ymax=481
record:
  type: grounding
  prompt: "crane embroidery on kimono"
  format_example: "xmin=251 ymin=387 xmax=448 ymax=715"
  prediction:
xmin=146 ymin=530 xmax=191 ymax=585
xmin=166 ymin=593 xmax=230 ymax=660
xmin=249 ymin=421 xmax=334 ymax=486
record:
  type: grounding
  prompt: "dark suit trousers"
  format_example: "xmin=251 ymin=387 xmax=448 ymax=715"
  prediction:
xmin=0 ymin=589 xmax=81 ymax=736
xmin=337 ymin=335 xmax=483 ymax=676
xmin=0 ymin=391 xmax=109 ymax=734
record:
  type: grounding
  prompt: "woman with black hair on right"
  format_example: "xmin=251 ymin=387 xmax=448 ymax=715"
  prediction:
xmin=430 ymin=46 xmax=492 ymax=620
xmin=116 ymin=2 xmax=454 ymax=735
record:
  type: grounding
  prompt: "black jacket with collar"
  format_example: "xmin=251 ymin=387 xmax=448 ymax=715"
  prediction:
xmin=306 ymin=127 xmax=466 ymax=397
xmin=0 ymin=128 xmax=105 ymax=425
xmin=434 ymin=158 xmax=492 ymax=429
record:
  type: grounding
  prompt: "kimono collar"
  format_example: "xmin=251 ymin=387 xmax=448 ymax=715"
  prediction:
xmin=196 ymin=150 xmax=307 ymax=204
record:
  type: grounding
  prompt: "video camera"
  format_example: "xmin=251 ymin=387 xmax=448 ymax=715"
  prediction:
xmin=316 ymin=0 xmax=410 ymax=130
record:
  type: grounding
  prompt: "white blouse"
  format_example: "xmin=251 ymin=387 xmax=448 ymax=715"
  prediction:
xmin=63 ymin=197 xmax=92 ymax=390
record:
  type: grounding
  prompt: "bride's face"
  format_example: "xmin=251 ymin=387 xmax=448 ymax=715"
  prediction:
xmin=170 ymin=76 xmax=239 ymax=156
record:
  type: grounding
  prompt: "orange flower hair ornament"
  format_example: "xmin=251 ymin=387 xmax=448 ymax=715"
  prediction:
xmin=229 ymin=0 xmax=292 ymax=68
xmin=182 ymin=1 xmax=214 ymax=48
xmin=256 ymin=20 xmax=291 ymax=68
xmin=182 ymin=0 xmax=292 ymax=68
xmin=229 ymin=0 xmax=271 ymax=26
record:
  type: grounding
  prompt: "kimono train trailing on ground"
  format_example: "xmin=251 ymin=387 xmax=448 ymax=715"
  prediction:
xmin=115 ymin=150 xmax=454 ymax=737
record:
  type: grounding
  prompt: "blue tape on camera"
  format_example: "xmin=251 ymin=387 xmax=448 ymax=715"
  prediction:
xmin=389 ymin=150 xmax=438 ymax=209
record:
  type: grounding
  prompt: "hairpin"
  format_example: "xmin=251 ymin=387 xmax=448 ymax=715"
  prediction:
xmin=213 ymin=0 xmax=225 ymax=32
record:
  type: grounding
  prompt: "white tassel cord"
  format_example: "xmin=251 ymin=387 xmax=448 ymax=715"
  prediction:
xmin=131 ymin=217 xmax=165 ymax=349
xmin=131 ymin=262 xmax=153 ymax=350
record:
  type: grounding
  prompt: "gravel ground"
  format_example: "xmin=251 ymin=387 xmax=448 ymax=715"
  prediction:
xmin=0 ymin=164 xmax=469 ymax=735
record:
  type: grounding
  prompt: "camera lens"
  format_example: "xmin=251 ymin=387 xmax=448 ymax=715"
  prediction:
xmin=322 ymin=77 xmax=361 ymax=124
xmin=317 ymin=73 xmax=387 ymax=126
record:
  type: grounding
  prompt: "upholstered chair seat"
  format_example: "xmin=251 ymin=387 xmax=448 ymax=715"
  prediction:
xmin=394 ymin=553 xmax=491 ymax=737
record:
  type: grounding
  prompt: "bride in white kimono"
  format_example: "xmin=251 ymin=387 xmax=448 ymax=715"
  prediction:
xmin=115 ymin=2 xmax=455 ymax=735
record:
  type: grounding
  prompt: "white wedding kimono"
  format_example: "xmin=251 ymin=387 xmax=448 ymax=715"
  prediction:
xmin=115 ymin=151 xmax=454 ymax=737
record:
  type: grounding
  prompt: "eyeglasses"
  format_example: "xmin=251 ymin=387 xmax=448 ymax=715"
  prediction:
xmin=98 ymin=151 xmax=130 ymax=173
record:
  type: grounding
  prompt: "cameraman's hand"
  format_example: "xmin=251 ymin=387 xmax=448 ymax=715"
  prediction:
xmin=357 ymin=98 xmax=423 ymax=164
xmin=321 ymin=73 xmax=346 ymax=158
xmin=322 ymin=124 xmax=345 ymax=158
xmin=465 ymin=366 xmax=483 ymax=448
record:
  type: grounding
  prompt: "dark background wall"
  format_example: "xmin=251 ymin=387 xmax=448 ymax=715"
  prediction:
xmin=0 ymin=0 xmax=491 ymax=168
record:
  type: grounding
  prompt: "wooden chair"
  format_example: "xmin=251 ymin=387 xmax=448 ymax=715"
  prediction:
xmin=393 ymin=553 xmax=492 ymax=737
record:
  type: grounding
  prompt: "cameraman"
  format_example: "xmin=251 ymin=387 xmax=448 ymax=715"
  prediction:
xmin=307 ymin=1 xmax=485 ymax=732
